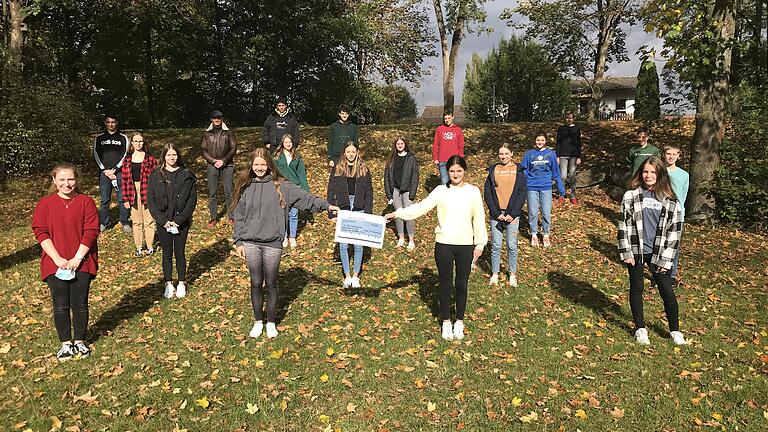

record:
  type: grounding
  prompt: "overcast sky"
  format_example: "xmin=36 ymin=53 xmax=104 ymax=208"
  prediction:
xmin=409 ymin=0 xmax=666 ymax=113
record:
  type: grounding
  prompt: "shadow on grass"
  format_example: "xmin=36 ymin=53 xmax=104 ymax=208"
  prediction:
xmin=389 ymin=267 xmax=440 ymax=319
xmin=275 ymin=267 xmax=337 ymax=323
xmin=585 ymin=201 xmax=620 ymax=224
xmin=588 ymin=233 xmax=623 ymax=265
xmin=89 ymin=238 xmax=232 ymax=343
xmin=0 ymin=243 xmax=41 ymax=272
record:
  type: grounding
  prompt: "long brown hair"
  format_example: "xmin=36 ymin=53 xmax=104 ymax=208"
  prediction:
xmin=232 ymin=147 xmax=287 ymax=210
xmin=334 ymin=141 xmax=369 ymax=178
xmin=385 ymin=137 xmax=411 ymax=169
xmin=128 ymin=132 xmax=150 ymax=154
xmin=48 ymin=163 xmax=82 ymax=195
xmin=274 ymin=133 xmax=298 ymax=160
xmin=629 ymin=156 xmax=676 ymax=200
xmin=157 ymin=142 xmax=186 ymax=184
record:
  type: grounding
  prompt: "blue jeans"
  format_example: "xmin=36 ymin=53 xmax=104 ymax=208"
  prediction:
xmin=438 ymin=162 xmax=449 ymax=185
xmin=340 ymin=195 xmax=363 ymax=275
xmin=527 ymin=189 xmax=553 ymax=235
xmin=286 ymin=206 xmax=299 ymax=239
xmin=99 ymin=170 xmax=129 ymax=226
xmin=490 ymin=217 xmax=519 ymax=274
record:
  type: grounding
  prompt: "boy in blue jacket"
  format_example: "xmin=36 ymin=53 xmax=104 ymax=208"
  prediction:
xmin=521 ymin=132 xmax=565 ymax=247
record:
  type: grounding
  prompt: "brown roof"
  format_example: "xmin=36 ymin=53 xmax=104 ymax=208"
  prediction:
xmin=570 ymin=76 xmax=638 ymax=92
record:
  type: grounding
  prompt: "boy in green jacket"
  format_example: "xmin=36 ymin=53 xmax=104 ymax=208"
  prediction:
xmin=327 ymin=104 xmax=359 ymax=167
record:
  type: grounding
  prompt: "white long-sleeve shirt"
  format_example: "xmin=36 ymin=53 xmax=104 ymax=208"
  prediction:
xmin=395 ymin=184 xmax=487 ymax=249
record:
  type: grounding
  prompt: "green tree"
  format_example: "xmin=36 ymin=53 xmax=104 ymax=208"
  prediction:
xmin=641 ymin=0 xmax=736 ymax=220
xmin=463 ymin=37 xmax=573 ymax=122
xmin=634 ymin=60 xmax=661 ymax=121
xmin=504 ymin=0 xmax=634 ymax=119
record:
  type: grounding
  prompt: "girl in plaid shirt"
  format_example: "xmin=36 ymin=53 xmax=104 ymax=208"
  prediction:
xmin=121 ymin=133 xmax=158 ymax=257
xmin=618 ymin=156 xmax=686 ymax=346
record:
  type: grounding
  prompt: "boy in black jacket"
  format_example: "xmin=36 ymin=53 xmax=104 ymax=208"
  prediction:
xmin=262 ymin=97 xmax=299 ymax=149
xmin=555 ymin=111 xmax=582 ymax=205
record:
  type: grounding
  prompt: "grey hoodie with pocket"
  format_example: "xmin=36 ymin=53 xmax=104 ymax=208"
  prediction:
xmin=234 ymin=174 xmax=329 ymax=247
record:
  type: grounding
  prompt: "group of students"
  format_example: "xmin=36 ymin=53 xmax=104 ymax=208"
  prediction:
xmin=32 ymin=106 xmax=690 ymax=362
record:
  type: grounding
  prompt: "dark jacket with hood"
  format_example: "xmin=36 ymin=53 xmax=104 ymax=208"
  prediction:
xmin=233 ymin=174 xmax=329 ymax=247
xmin=383 ymin=152 xmax=419 ymax=201
xmin=483 ymin=163 xmax=527 ymax=233
xmin=262 ymin=110 xmax=299 ymax=148
xmin=326 ymin=169 xmax=373 ymax=217
xmin=327 ymin=120 xmax=359 ymax=162
xmin=147 ymin=167 xmax=198 ymax=227
xmin=200 ymin=123 xmax=237 ymax=166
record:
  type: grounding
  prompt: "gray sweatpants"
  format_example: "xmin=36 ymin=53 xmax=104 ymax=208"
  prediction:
xmin=559 ymin=157 xmax=578 ymax=198
xmin=393 ymin=188 xmax=415 ymax=236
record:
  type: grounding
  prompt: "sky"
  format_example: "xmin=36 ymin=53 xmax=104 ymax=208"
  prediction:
xmin=409 ymin=0 xmax=667 ymax=113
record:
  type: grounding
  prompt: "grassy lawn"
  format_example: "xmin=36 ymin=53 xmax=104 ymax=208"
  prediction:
xmin=0 ymin=121 xmax=766 ymax=431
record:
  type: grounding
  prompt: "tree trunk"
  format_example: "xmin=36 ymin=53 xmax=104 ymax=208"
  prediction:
xmin=687 ymin=0 xmax=736 ymax=221
xmin=433 ymin=0 xmax=467 ymax=113
xmin=7 ymin=0 xmax=23 ymax=78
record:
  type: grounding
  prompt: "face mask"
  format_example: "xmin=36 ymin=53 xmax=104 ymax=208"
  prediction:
xmin=55 ymin=268 xmax=76 ymax=281
xmin=166 ymin=226 xmax=180 ymax=234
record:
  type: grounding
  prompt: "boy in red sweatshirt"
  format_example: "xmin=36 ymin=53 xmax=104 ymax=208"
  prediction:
xmin=432 ymin=110 xmax=465 ymax=185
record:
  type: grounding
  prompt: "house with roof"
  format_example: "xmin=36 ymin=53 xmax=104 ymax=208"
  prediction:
xmin=419 ymin=105 xmax=466 ymax=125
xmin=571 ymin=76 xmax=638 ymax=120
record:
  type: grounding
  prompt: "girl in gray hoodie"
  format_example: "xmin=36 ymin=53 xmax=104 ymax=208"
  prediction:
xmin=232 ymin=148 xmax=339 ymax=339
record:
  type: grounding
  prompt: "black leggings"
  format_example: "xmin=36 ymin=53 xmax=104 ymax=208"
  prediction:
xmin=627 ymin=254 xmax=679 ymax=331
xmin=244 ymin=243 xmax=282 ymax=322
xmin=157 ymin=223 xmax=190 ymax=281
xmin=434 ymin=242 xmax=474 ymax=321
xmin=47 ymin=272 xmax=92 ymax=342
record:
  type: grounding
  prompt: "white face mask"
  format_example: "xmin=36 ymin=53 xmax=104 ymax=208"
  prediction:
xmin=55 ymin=268 xmax=76 ymax=281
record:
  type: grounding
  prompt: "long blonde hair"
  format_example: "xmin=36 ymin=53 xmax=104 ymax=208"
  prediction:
xmin=48 ymin=163 xmax=82 ymax=195
xmin=334 ymin=141 xmax=369 ymax=178
xmin=232 ymin=148 xmax=287 ymax=209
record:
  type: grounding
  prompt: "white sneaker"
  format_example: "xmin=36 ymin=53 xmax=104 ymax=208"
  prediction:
xmin=266 ymin=322 xmax=278 ymax=338
xmin=407 ymin=241 xmax=415 ymax=251
xmin=289 ymin=238 xmax=297 ymax=248
xmin=634 ymin=328 xmax=650 ymax=345
xmin=343 ymin=276 xmax=353 ymax=288
xmin=489 ymin=274 xmax=499 ymax=285
xmin=509 ymin=273 xmax=518 ymax=288
xmin=670 ymin=331 xmax=687 ymax=345
xmin=396 ymin=238 xmax=405 ymax=248
xmin=350 ymin=276 xmax=361 ymax=288
xmin=249 ymin=321 xmax=263 ymax=338
xmin=163 ymin=282 xmax=175 ymax=299
xmin=282 ymin=237 xmax=289 ymax=248
xmin=176 ymin=281 xmax=187 ymax=298
xmin=441 ymin=321 xmax=454 ymax=341
xmin=453 ymin=320 xmax=465 ymax=340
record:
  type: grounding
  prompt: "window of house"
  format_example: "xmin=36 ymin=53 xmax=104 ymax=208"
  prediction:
xmin=616 ymin=99 xmax=627 ymax=112
xmin=579 ymin=100 xmax=589 ymax=115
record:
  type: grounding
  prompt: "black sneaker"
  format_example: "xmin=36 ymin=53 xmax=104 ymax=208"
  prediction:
xmin=145 ymin=248 xmax=155 ymax=256
xmin=135 ymin=249 xmax=143 ymax=257
xmin=56 ymin=344 xmax=75 ymax=362
xmin=73 ymin=342 xmax=91 ymax=358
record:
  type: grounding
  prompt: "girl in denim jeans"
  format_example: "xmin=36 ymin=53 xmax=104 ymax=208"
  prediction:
xmin=326 ymin=141 xmax=374 ymax=289
xmin=483 ymin=143 xmax=527 ymax=287
xmin=274 ymin=133 xmax=309 ymax=248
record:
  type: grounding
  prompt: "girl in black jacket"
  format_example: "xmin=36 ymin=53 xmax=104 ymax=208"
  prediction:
xmin=147 ymin=143 xmax=197 ymax=299
xmin=383 ymin=137 xmax=419 ymax=250
xmin=483 ymin=143 xmax=527 ymax=287
xmin=327 ymin=141 xmax=373 ymax=289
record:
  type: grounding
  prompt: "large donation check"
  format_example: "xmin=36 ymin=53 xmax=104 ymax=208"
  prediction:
xmin=333 ymin=210 xmax=387 ymax=249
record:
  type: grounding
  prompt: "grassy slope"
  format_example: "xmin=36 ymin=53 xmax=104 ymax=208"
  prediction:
xmin=0 ymin=121 xmax=766 ymax=431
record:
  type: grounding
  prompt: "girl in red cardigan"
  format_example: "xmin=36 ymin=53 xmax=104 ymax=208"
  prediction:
xmin=121 ymin=132 xmax=158 ymax=256
xmin=32 ymin=163 xmax=99 ymax=362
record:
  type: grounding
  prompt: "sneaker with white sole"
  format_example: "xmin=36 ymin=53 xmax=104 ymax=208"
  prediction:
xmin=407 ymin=241 xmax=415 ymax=251
xmin=670 ymin=331 xmax=687 ymax=345
xmin=176 ymin=281 xmax=187 ymax=298
xmin=73 ymin=341 xmax=90 ymax=358
xmin=249 ymin=321 xmax=264 ymax=338
xmin=542 ymin=235 xmax=552 ymax=248
xmin=289 ymin=238 xmax=297 ymax=248
xmin=634 ymin=327 xmax=650 ymax=345
xmin=282 ymin=237 xmax=289 ymax=248
xmin=343 ymin=276 xmax=353 ymax=288
xmin=350 ymin=276 xmax=361 ymax=288
xmin=266 ymin=322 xmax=278 ymax=338
xmin=441 ymin=321 xmax=454 ymax=341
xmin=453 ymin=320 xmax=465 ymax=340
xmin=396 ymin=238 xmax=405 ymax=248
xmin=509 ymin=273 xmax=518 ymax=288
xmin=163 ymin=282 xmax=175 ymax=299
xmin=489 ymin=274 xmax=499 ymax=285
xmin=531 ymin=235 xmax=540 ymax=247
xmin=56 ymin=343 xmax=75 ymax=362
